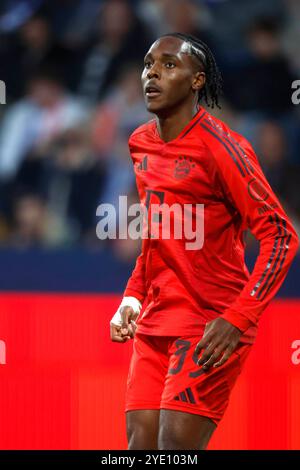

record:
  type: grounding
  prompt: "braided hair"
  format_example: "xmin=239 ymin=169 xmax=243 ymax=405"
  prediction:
xmin=160 ymin=32 xmax=222 ymax=108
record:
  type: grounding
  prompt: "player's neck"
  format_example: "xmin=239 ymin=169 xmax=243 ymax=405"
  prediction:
xmin=156 ymin=104 xmax=199 ymax=143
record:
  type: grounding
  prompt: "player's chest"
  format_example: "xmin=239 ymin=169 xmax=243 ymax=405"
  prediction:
xmin=132 ymin=141 xmax=211 ymax=201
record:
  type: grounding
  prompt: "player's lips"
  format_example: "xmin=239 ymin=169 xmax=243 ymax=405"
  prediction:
xmin=145 ymin=83 xmax=162 ymax=99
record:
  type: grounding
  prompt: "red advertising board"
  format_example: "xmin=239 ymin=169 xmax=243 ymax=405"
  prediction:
xmin=0 ymin=294 xmax=299 ymax=449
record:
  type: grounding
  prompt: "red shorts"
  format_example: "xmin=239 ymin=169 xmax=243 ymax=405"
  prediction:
xmin=125 ymin=333 xmax=252 ymax=425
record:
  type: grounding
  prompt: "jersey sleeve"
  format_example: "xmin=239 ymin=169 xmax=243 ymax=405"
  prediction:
xmin=123 ymin=248 xmax=146 ymax=303
xmin=123 ymin=129 xmax=148 ymax=303
xmin=205 ymin=128 xmax=299 ymax=333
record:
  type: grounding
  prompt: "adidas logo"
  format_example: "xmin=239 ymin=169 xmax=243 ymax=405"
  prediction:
xmin=173 ymin=387 xmax=196 ymax=404
xmin=136 ymin=155 xmax=148 ymax=171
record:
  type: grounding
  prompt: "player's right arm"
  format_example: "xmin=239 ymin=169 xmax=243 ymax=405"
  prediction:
xmin=110 ymin=127 xmax=148 ymax=343
xmin=110 ymin=247 xmax=147 ymax=343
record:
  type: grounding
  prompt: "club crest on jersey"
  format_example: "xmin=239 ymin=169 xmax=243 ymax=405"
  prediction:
xmin=174 ymin=156 xmax=196 ymax=180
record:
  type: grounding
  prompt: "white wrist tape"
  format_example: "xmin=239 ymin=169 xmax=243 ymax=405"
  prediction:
xmin=110 ymin=296 xmax=142 ymax=327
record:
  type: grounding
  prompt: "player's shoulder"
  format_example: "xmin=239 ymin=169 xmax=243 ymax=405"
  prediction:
xmin=128 ymin=119 xmax=156 ymax=145
xmin=201 ymin=111 xmax=257 ymax=160
xmin=199 ymin=109 xmax=258 ymax=177
xmin=200 ymin=109 xmax=254 ymax=155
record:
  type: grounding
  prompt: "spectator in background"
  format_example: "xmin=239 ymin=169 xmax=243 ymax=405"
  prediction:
xmin=78 ymin=0 xmax=151 ymax=103
xmin=256 ymin=121 xmax=300 ymax=219
xmin=136 ymin=0 xmax=173 ymax=38
xmin=0 ymin=68 xmax=87 ymax=184
xmin=256 ymin=121 xmax=289 ymax=195
xmin=5 ymin=124 xmax=105 ymax=247
xmin=224 ymin=17 xmax=295 ymax=115
xmin=281 ymin=0 xmax=300 ymax=73
xmin=51 ymin=0 xmax=103 ymax=47
xmin=9 ymin=191 xmax=72 ymax=248
xmin=43 ymin=126 xmax=106 ymax=243
xmin=1 ymin=12 xmax=82 ymax=100
xmin=91 ymin=62 xmax=149 ymax=157
xmin=137 ymin=0 xmax=213 ymax=46
xmin=164 ymin=0 xmax=212 ymax=43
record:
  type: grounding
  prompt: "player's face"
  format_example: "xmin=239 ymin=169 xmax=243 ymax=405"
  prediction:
xmin=141 ymin=36 xmax=205 ymax=114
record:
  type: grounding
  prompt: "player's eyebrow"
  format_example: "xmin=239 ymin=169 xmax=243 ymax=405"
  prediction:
xmin=160 ymin=53 xmax=179 ymax=59
xmin=144 ymin=52 xmax=179 ymax=62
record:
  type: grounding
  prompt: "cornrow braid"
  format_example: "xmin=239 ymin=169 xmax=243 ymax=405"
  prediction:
xmin=160 ymin=32 xmax=223 ymax=108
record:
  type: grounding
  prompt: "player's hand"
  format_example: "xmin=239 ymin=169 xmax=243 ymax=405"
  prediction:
xmin=110 ymin=306 xmax=138 ymax=343
xmin=110 ymin=297 xmax=142 ymax=343
xmin=195 ymin=317 xmax=242 ymax=370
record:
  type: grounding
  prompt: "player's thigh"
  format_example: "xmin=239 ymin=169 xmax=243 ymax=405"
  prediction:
xmin=125 ymin=333 xmax=169 ymax=412
xmin=126 ymin=409 xmax=160 ymax=450
xmin=158 ymin=409 xmax=216 ymax=450
xmin=125 ymin=333 xmax=170 ymax=449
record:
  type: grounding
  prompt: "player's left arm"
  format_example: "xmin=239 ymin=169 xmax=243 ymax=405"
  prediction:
xmin=196 ymin=132 xmax=299 ymax=370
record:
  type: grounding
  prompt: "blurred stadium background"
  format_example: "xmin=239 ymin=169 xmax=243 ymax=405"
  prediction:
xmin=0 ymin=0 xmax=299 ymax=450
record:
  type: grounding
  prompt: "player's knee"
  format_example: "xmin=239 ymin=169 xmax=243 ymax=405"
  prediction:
xmin=158 ymin=426 xmax=183 ymax=450
xmin=127 ymin=421 xmax=158 ymax=450
xmin=127 ymin=426 xmax=157 ymax=450
xmin=127 ymin=429 xmax=142 ymax=450
xmin=126 ymin=410 xmax=159 ymax=449
xmin=158 ymin=423 xmax=210 ymax=450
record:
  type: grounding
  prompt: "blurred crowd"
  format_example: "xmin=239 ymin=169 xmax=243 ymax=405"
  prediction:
xmin=0 ymin=0 xmax=299 ymax=259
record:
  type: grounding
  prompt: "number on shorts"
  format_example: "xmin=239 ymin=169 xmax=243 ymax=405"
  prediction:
xmin=168 ymin=339 xmax=205 ymax=378
xmin=168 ymin=339 xmax=191 ymax=375
xmin=189 ymin=349 xmax=205 ymax=378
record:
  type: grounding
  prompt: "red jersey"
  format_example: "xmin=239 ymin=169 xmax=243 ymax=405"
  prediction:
xmin=123 ymin=107 xmax=299 ymax=343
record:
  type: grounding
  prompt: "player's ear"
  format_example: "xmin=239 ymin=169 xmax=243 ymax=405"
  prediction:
xmin=192 ymin=71 xmax=206 ymax=92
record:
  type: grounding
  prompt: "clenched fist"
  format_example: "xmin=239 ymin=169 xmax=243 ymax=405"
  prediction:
xmin=110 ymin=297 xmax=142 ymax=343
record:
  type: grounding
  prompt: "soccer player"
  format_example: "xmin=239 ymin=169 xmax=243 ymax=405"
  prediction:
xmin=110 ymin=33 xmax=299 ymax=450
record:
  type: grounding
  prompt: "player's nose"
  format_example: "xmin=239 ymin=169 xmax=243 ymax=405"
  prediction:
xmin=147 ymin=65 xmax=160 ymax=80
